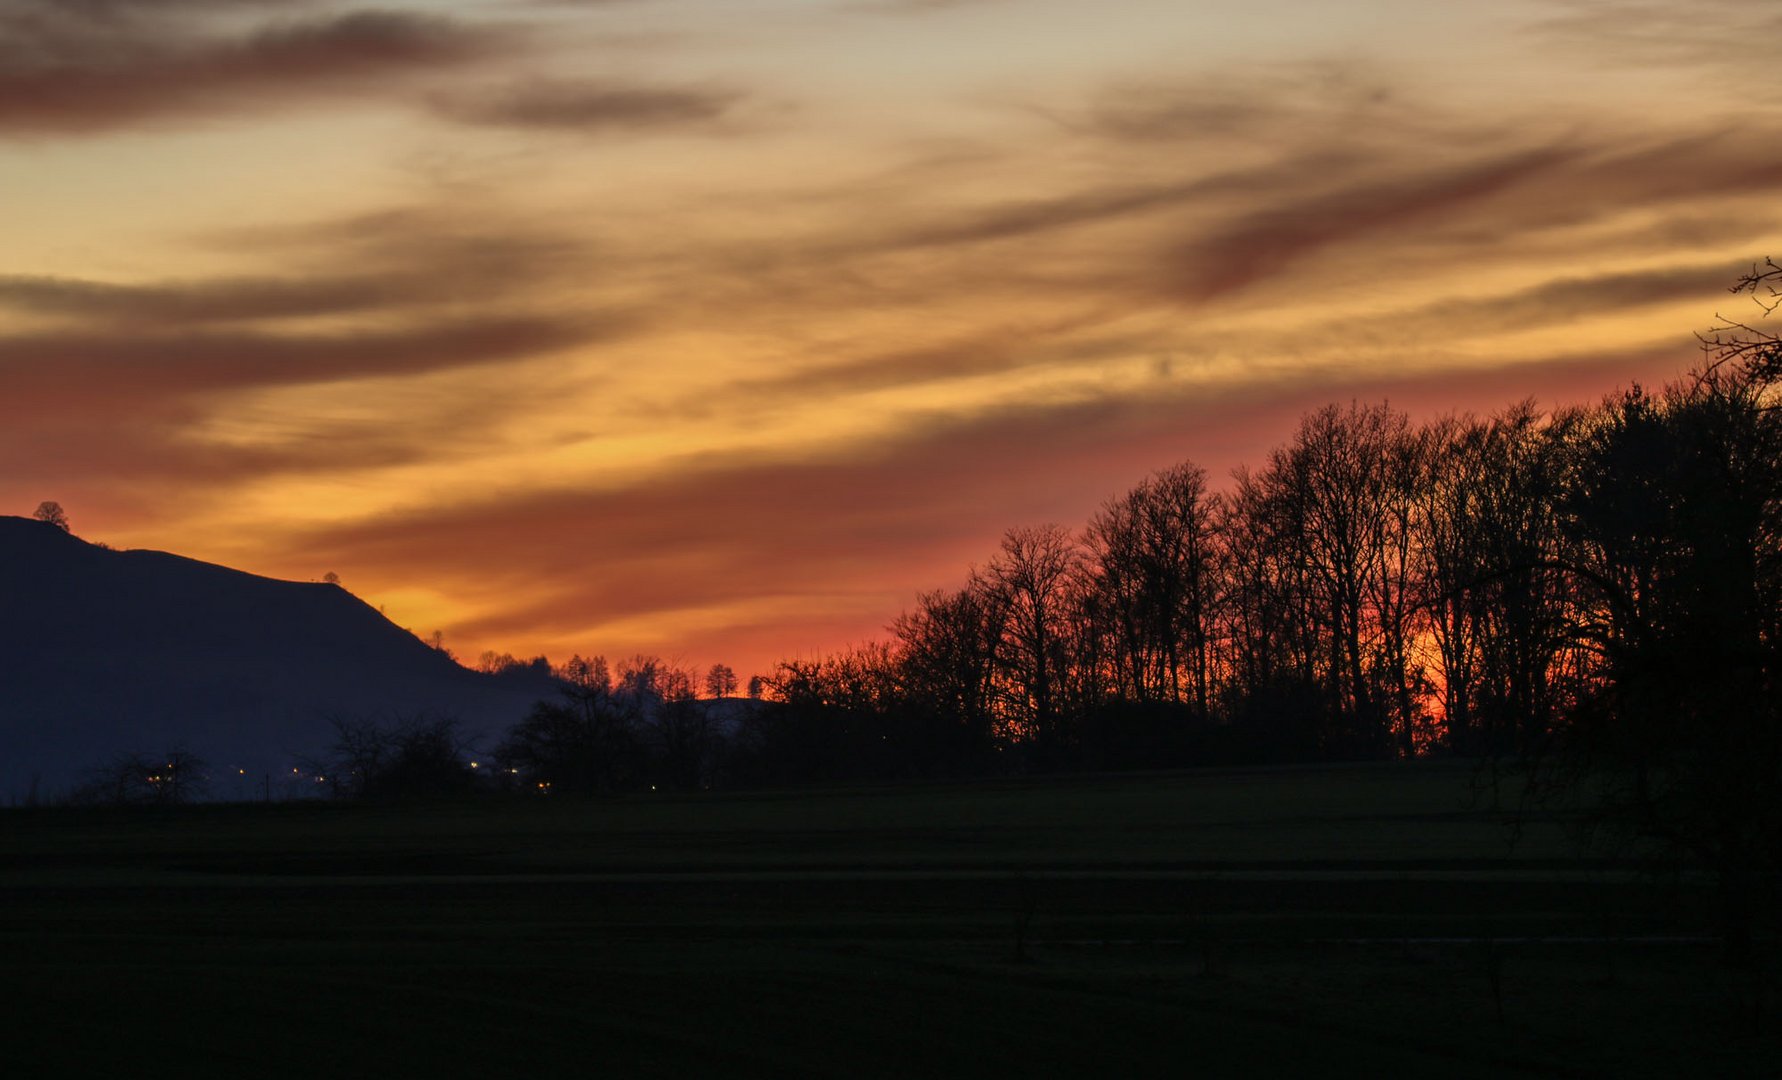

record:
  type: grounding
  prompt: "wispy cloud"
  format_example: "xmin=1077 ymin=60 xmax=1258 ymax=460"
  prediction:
xmin=0 ymin=6 xmax=513 ymax=134
xmin=1530 ymin=0 xmax=1782 ymax=72
xmin=430 ymin=77 xmax=741 ymax=132
xmin=1169 ymin=145 xmax=1582 ymax=301
xmin=280 ymin=331 xmax=1693 ymax=675
xmin=7 ymin=3 xmax=1778 ymax=673
xmin=0 ymin=316 xmax=605 ymax=404
xmin=0 ymin=273 xmax=413 ymax=324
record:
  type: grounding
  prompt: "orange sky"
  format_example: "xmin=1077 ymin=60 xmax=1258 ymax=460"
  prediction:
xmin=5 ymin=0 xmax=1781 ymax=679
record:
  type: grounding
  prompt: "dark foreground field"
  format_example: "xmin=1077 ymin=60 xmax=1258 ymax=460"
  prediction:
xmin=3 ymin=762 xmax=1776 ymax=1077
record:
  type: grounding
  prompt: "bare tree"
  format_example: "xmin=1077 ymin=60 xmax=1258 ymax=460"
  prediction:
xmin=476 ymin=650 xmax=527 ymax=675
xmin=1213 ymin=403 xmax=1427 ymax=755
xmin=1083 ymin=462 xmax=1220 ymax=714
xmin=73 ymin=748 xmax=209 ymax=806
xmin=1417 ymin=404 xmax=1579 ymax=755
xmin=309 ymin=714 xmax=475 ymax=800
xmin=1698 ymin=256 xmax=1782 ymax=386
xmin=987 ymin=524 xmax=1083 ymax=756
xmin=652 ymin=664 xmax=715 ymax=788
xmin=892 ymin=574 xmax=1008 ymax=766
xmin=422 ymin=630 xmax=455 ymax=661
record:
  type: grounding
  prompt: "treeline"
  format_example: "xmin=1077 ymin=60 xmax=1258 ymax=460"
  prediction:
xmin=762 ymin=386 xmax=1773 ymax=774
xmin=57 ymin=268 xmax=1780 ymax=953
xmin=737 ymin=270 xmax=1782 ymax=953
xmin=458 ymin=291 xmax=1782 ymax=797
xmin=69 ymin=271 xmax=1779 ymax=856
xmin=745 ymin=271 xmax=1781 ymax=796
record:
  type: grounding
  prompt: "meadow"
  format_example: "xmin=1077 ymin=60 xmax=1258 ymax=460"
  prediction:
xmin=3 ymin=762 xmax=1774 ymax=1076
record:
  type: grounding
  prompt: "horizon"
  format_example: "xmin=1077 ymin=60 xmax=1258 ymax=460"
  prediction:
xmin=6 ymin=0 xmax=1781 ymax=676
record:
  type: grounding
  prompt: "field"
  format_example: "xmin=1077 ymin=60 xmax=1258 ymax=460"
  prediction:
xmin=3 ymin=762 xmax=1776 ymax=1076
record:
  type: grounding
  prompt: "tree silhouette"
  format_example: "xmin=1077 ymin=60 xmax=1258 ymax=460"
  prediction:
xmin=499 ymin=655 xmax=638 ymax=793
xmin=32 ymin=501 xmax=69 ymax=532
xmin=1543 ymin=363 xmax=1781 ymax=963
xmin=987 ymin=524 xmax=1082 ymax=761
xmin=704 ymin=662 xmax=738 ymax=699
xmin=892 ymin=577 xmax=1006 ymax=771
xmin=309 ymin=714 xmax=475 ymax=800
xmin=1084 ymin=462 xmax=1219 ymax=713
xmin=72 ymin=748 xmax=209 ymax=806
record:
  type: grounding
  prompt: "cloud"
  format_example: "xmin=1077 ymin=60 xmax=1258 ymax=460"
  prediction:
xmin=276 ymin=331 xmax=1698 ymax=673
xmin=1080 ymin=62 xmax=1427 ymax=146
xmin=728 ymin=313 xmax=1148 ymax=401
xmin=0 ymin=195 xmax=635 ymax=520
xmin=0 ymin=315 xmax=609 ymax=407
xmin=1169 ymin=145 xmax=1582 ymax=301
xmin=1530 ymin=0 xmax=1782 ymax=71
xmin=0 ymin=199 xmax=612 ymax=337
xmin=430 ymin=77 xmax=741 ymax=132
xmin=0 ymin=206 xmax=594 ymax=324
xmin=0 ymin=7 xmax=513 ymax=134
xmin=0 ymin=273 xmax=412 ymax=324
xmin=1369 ymin=261 xmax=1756 ymax=341
xmin=198 ymin=205 xmax=593 ymax=275
xmin=841 ymin=120 xmax=1782 ymax=309
xmin=9 ymin=26 xmax=1776 ymax=678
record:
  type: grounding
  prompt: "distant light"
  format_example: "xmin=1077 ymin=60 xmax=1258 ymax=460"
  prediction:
xmin=238 ymin=769 xmax=245 ymax=775
xmin=469 ymin=762 xmax=479 ymax=769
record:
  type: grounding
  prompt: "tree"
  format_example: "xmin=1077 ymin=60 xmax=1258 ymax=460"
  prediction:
xmin=499 ymin=655 xmax=640 ymax=793
xmin=1215 ymin=403 xmax=1425 ymax=756
xmin=1542 ymin=365 xmax=1782 ymax=963
xmin=759 ymin=642 xmax=903 ymax=782
xmin=704 ymin=663 xmax=739 ymax=699
xmin=1083 ymin=462 xmax=1219 ymax=713
xmin=497 ymin=654 xmax=720 ymax=793
xmin=476 ymin=650 xmax=522 ymax=675
xmin=1699 ymin=256 xmax=1782 ymax=386
xmin=309 ymin=714 xmax=476 ymax=800
xmin=987 ymin=524 xmax=1083 ymax=759
xmin=72 ymin=748 xmax=209 ymax=806
xmin=650 ymin=665 xmax=715 ymax=788
xmin=422 ymin=630 xmax=456 ymax=662
xmin=33 ymin=501 xmax=68 ymax=532
xmin=892 ymin=576 xmax=1008 ymax=772
xmin=1417 ymin=404 xmax=1580 ymax=756
xmin=1217 ymin=461 xmax=1324 ymax=757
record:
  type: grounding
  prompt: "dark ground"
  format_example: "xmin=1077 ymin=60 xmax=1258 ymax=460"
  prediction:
xmin=2 ymin=762 xmax=1775 ymax=1076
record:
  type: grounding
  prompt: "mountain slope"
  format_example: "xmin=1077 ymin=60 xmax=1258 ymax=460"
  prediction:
xmin=0 ymin=516 xmax=553 ymax=802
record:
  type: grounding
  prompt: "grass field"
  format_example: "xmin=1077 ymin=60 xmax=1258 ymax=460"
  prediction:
xmin=3 ymin=762 xmax=1776 ymax=1076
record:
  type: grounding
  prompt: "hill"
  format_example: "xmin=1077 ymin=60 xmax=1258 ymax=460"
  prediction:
xmin=0 ymin=516 xmax=554 ymax=802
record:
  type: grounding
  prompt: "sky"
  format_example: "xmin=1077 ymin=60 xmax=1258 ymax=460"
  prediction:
xmin=4 ymin=0 xmax=1781 ymax=679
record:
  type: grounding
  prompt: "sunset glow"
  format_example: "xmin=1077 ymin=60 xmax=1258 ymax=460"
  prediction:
xmin=6 ymin=0 xmax=1780 ymax=676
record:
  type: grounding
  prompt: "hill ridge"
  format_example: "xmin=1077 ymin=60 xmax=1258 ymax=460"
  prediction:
xmin=0 ymin=515 xmax=553 ymax=801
